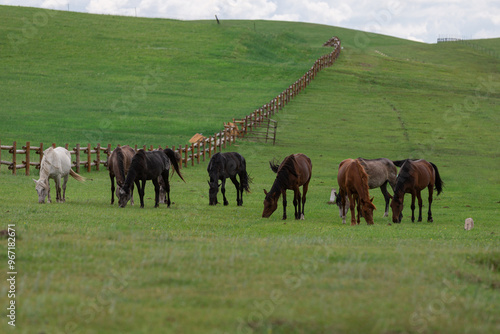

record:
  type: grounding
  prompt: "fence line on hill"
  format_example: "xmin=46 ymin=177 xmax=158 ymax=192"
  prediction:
xmin=0 ymin=36 xmax=341 ymax=176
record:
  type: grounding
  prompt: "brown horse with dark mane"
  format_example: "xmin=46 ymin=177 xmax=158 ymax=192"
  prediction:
xmin=108 ymin=145 xmax=136 ymax=205
xmin=337 ymin=159 xmax=376 ymax=225
xmin=262 ymin=154 xmax=312 ymax=220
xmin=390 ymin=159 xmax=443 ymax=223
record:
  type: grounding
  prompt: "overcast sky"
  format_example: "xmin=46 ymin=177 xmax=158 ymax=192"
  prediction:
xmin=2 ymin=0 xmax=499 ymax=43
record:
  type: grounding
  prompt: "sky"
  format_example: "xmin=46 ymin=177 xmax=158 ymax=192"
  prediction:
xmin=1 ymin=0 xmax=499 ymax=43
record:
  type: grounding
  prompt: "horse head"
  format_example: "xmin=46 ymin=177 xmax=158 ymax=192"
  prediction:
xmin=208 ymin=179 xmax=221 ymax=205
xmin=390 ymin=195 xmax=404 ymax=223
xmin=361 ymin=196 xmax=376 ymax=225
xmin=33 ymin=178 xmax=49 ymax=204
xmin=118 ymin=187 xmax=132 ymax=208
xmin=262 ymin=189 xmax=278 ymax=218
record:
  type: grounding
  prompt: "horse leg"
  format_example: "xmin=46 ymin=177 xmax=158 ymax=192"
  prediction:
xmin=136 ymin=180 xmax=144 ymax=208
xmin=301 ymin=182 xmax=309 ymax=220
xmin=162 ymin=171 xmax=171 ymax=207
xmin=380 ymin=181 xmax=391 ymax=217
xmin=293 ymin=188 xmax=301 ymax=220
xmin=340 ymin=190 xmax=347 ymax=224
xmin=110 ymin=175 xmax=115 ymax=205
xmin=130 ymin=182 xmax=135 ymax=206
xmin=152 ymin=178 xmax=160 ymax=208
xmin=348 ymin=193 xmax=356 ymax=226
xmin=230 ymin=176 xmax=241 ymax=206
xmin=221 ymin=178 xmax=229 ymax=206
xmin=410 ymin=192 xmax=416 ymax=222
xmin=55 ymin=176 xmax=62 ymax=203
xmin=416 ymin=190 xmax=423 ymax=222
xmin=282 ymin=190 xmax=287 ymax=220
xmin=427 ymin=185 xmax=434 ymax=222
xmin=62 ymin=174 xmax=69 ymax=202
xmin=47 ymin=180 xmax=52 ymax=203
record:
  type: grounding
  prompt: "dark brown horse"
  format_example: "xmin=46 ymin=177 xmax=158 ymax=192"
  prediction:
xmin=390 ymin=159 xmax=443 ymax=223
xmin=337 ymin=159 xmax=376 ymax=225
xmin=107 ymin=145 xmax=136 ymax=205
xmin=207 ymin=152 xmax=251 ymax=206
xmin=262 ymin=154 xmax=312 ymax=220
xmin=118 ymin=148 xmax=185 ymax=208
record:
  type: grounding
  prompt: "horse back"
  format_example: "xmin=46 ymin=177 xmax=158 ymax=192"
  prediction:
xmin=42 ymin=147 xmax=71 ymax=176
xmin=413 ymin=160 xmax=435 ymax=190
xmin=292 ymin=154 xmax=312 ymax=186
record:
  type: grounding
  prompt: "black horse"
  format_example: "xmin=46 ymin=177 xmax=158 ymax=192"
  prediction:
xmin=207 ymin=152 xmax=250 ymax=206
xmin=119 ymin=148 xmax=185 ymax=208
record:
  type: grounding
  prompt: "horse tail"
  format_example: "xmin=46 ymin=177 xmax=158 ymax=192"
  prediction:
xmin=392 ymin=159 xmax=407 ymax=167
xmin=164 ymin=148 xmax=185 ymax=182
xmin=241 ymin=171 xmax=252 ymax=193
xmin=430 ymin=162 xmax=444 ymax=195
xmin=69 ymin=169 xmax=86 ymax=182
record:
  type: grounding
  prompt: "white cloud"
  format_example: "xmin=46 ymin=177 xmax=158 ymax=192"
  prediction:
xmin=1 ymin=0 xmax=499 ymax=43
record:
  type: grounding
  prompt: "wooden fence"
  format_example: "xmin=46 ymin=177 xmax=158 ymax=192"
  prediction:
xmin=0 ymin=127 xmax=238 ymax=175
xmin=0 ymin=36 xmax=341 ymax=176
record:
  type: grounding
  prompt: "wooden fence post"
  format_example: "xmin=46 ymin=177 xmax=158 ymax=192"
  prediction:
xmin=95 ymin=143 xmax=101 ymax=171
xmin=87 ymin=143 xmax=92 ymax=173
xmin=38 ymin=143 xmax=43 ymax=169
xmin=10 ymin=141 xmax=17 ymax=175
xmin=23 ymin=141 xmax=30 ymax=176
xmin=178 ymin=145 xmax=183 ymax=169
xmin=75 ymin=143 xmax=80 ymax=173
xmin=185 ymin=144 xmax=189 ymax=168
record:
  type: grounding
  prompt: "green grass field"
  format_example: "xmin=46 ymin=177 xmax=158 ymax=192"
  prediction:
xmin=1 ymin=5 xmax=499 ymax=334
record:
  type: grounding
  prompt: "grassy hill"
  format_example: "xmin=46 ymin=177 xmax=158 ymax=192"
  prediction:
xmin=0 ymin=5 xmax=499 ymax=334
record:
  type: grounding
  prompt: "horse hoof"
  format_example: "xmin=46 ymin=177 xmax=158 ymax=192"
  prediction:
xmin=300 ymin=214 xmax=305 ymax=220
xmin=428 ymin=218 xmax=433 ymax=223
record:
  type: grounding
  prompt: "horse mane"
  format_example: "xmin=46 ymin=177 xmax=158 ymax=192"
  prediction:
xmin=354 ymin=159 xmax=371 ymax=202
xmin=267 ymin=155 xmax=298 ymax=197
xmin=39 ymin=147 xmax=58 ymax=178
xmin=208 ymin=152 xmax=224 ymax=175
xmin=123 ymin=149 xmax=146 ymax=191
xmin=394 ymin=159 xmax=414 ymax=195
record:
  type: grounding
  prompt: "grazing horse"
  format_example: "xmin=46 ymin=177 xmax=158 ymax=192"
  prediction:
xmin=358 ymin=158 xmax=397 ymax=217
xmin=108 ymin=145 xmax=135 ymax=205
xmin=207 ymin=152 xmax=250 ymax=206
xmin=262 ymin=153 xmax=312 ymax=220
xmin=390 ymin=159 xmax=443 ymax=223
xmin=33 ymin=147 xmax=85 ymax=203
xmin=337 ymin=159 xmax=376 ymax=225
xmin=118 ymin=148 xmax=184 ymax=208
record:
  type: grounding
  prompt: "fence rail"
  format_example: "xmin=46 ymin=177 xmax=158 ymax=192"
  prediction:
xmin=0 ymin=36 xmax=341 ymax=175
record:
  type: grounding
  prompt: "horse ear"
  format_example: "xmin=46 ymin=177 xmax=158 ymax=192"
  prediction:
xmin=33 ymin=178 xmax=38 ymax=184
xmin=370 ymin=196 xmax=374 ymax=202
xmin=263 ymin=189 xmax=268 ymax=195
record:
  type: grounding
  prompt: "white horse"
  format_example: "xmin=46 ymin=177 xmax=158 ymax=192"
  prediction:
xmin=33 ymin=147 xmax=85 ymax=203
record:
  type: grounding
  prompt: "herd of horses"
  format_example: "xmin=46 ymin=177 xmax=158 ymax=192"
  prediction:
xmin=33 ymin=146 xmax=443 ymax=224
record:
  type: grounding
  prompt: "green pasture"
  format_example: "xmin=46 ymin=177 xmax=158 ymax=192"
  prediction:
xmin=1 ymin=5 xmax=499 ymax=334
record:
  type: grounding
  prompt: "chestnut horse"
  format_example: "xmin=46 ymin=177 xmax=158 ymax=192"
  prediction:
xmin=108 ymin=145 xmax=135 ymax=205
xmin=390 ymin=159 xmax=443 ymax=223
xmin=262 ymin=154 xmax=312 ymax=220
xmin=337 ymin=159 xmax=376 ymax=225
